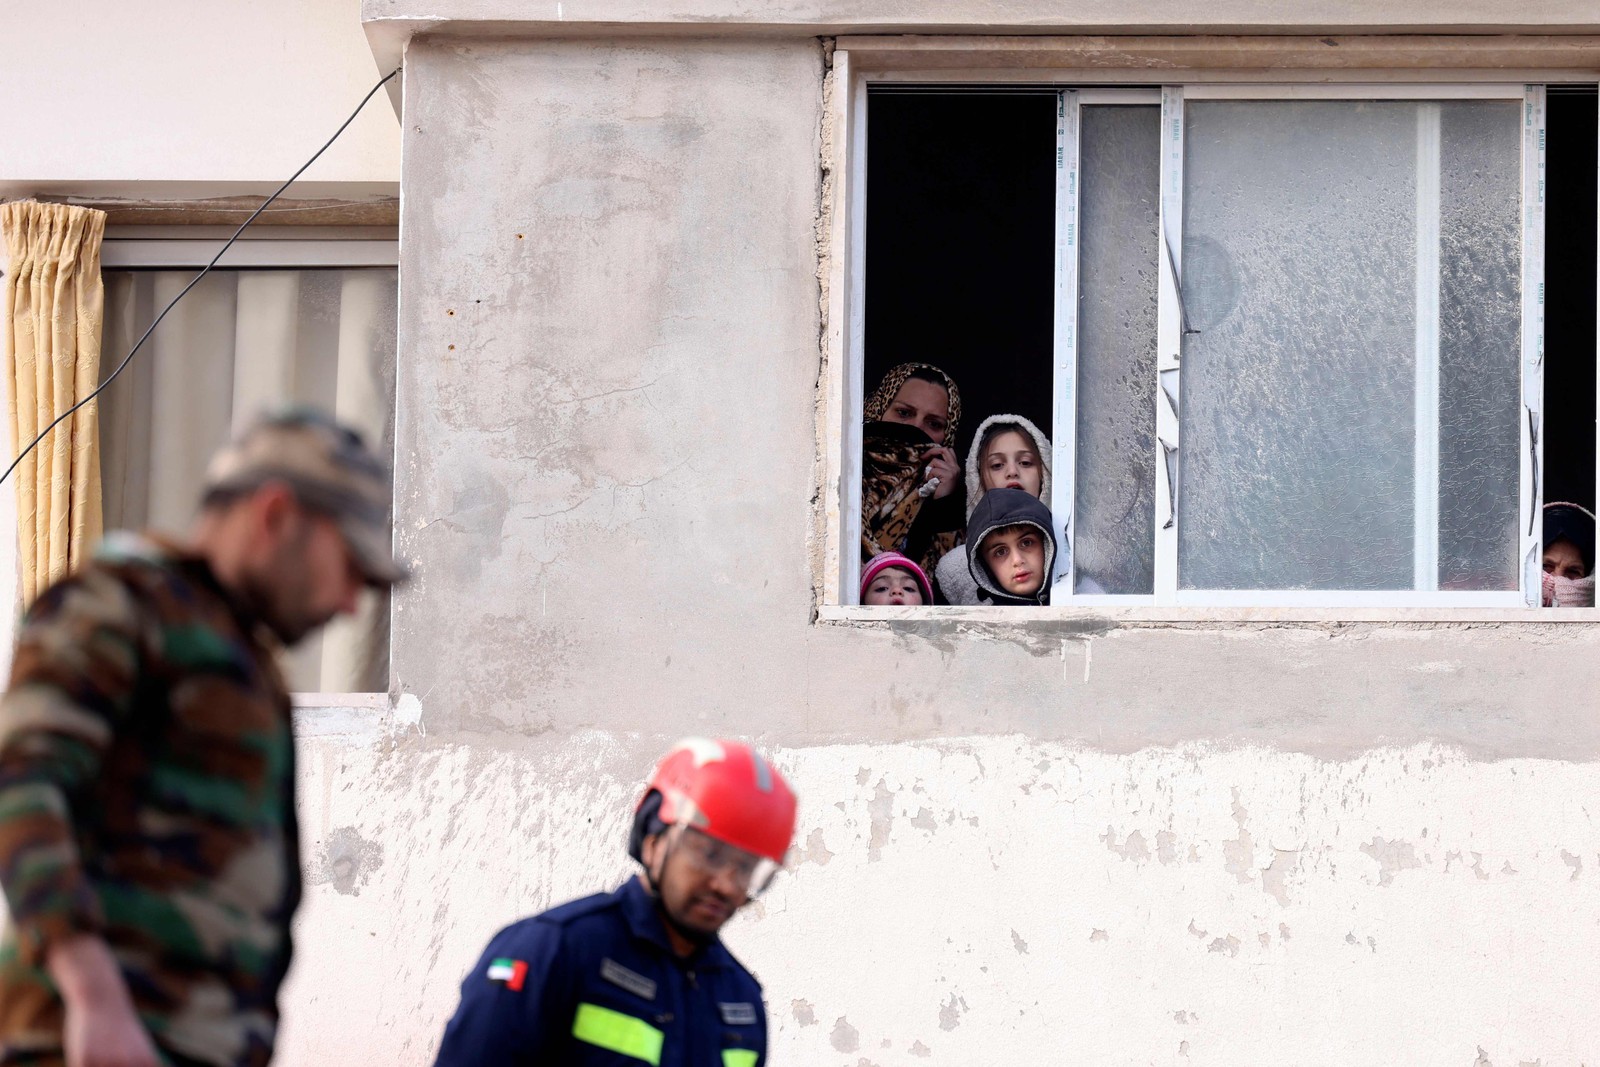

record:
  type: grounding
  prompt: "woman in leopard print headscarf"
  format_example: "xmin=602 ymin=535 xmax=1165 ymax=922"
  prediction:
xmin=860 ymin=364 xmax=964 ymax=592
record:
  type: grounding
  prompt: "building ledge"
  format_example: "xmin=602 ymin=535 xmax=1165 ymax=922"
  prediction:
xmin=359 ymin=0 xmax=1600 ymax=79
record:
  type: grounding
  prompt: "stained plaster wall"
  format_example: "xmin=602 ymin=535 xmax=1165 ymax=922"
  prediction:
xmin=276 ymin=30 xmax=1600 ymax=1067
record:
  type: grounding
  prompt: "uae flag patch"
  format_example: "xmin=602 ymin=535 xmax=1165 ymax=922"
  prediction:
xmin=486 ymin=957 xmax=528 ymax=991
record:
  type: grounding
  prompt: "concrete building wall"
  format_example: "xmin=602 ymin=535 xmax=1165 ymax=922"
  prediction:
xmin=267 ymin=28 xmax=1600 ymax=1066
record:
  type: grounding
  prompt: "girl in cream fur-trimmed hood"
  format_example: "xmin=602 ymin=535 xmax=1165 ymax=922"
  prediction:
xmin=934 ymin=414 xmax=1053 ymax=605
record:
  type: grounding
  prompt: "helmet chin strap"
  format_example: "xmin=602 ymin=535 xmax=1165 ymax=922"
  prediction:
xmin=643 ymin=832 xmax=716 ymax=949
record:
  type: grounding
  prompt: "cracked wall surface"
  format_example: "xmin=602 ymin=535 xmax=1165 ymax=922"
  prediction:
xmin=323 ymin=32 xmax=1600 ymax=1067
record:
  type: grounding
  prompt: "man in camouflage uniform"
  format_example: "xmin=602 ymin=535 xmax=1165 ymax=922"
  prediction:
xmin=0 ymin=408 xmax=406 ymax=1067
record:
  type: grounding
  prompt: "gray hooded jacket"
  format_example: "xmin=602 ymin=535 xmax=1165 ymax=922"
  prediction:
xmin=934 ymin=414 xmax=1053 ymax=605
xmin=963 ymin=488 xmax=1057 ymax=606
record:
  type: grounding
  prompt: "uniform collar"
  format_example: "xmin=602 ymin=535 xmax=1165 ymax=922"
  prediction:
xmin=99 ymin=530 xmax=274 ymax=643
xmin=617 ymin=876 xmax=736 ymax=970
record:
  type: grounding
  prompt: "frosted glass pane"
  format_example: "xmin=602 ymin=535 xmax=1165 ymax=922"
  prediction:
xmin=1074 ymin=105 xmax=1159 ymax=595
xmin=1178 ymin=102 xmax=1416 ymax=591
xmin=1437 ymin=101 xmax=1521 ymax=590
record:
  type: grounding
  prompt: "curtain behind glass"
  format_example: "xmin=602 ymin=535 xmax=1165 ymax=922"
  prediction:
xmin=99 ymin=268 xmax=398 ymax=691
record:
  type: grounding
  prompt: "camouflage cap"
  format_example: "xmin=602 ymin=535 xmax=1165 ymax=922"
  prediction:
xmin=202 ymin=406 xmax=408 ymax=587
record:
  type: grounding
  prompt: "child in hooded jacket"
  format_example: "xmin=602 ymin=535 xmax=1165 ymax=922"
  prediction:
xmin=935 ymin=414 xmax=1053 ymax=605
xmin=965 ymin=488 xmax=1057 ymax=606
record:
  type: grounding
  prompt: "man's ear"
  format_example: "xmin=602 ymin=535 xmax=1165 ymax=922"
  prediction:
xmin=640 ymin=833 xmax=661 ymax=869
xmin=251 ymin=481 xmax=299 ymax=537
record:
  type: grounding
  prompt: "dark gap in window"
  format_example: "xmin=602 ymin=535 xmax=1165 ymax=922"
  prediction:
xmin=864 ymin=89 xmax=1057 ymax=473
xmin=1544 ymin=88 xmax=1597 ymax=512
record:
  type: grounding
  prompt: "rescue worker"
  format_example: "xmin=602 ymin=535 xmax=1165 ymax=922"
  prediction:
xmin=432 ymin=738 xmax=797 ymax=1067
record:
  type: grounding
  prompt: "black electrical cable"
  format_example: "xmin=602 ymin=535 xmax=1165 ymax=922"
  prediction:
xmin=0 ymin=64 xmax=402 ymax=489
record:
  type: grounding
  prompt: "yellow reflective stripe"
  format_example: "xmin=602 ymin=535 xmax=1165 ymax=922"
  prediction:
xmin=571 ymin=1003 xmax=664 ymax=1065
xmin=723 ymin=1050 xmax=760 ymax=1067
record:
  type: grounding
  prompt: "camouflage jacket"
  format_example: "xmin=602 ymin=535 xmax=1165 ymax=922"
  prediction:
xmin=0 ymin=534 xmax=300 ymax=1067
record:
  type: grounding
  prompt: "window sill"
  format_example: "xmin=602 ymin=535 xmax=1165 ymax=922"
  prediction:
xmin=290 ymin=693 xmax=409 ymax=741
xmin=817 ymin=604 xmax=1600 ymax=625
xmin=292 ymin=692 xmax=388 ymax=709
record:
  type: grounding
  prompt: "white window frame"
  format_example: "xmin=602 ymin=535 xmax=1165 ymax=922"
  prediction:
xmin=100 ymin=228 xmax=400 ymax=693
xmin=821 ymin=44 xmax=1597 ymax=623
xmin=101 ymin=225 xmax=398 ymax=268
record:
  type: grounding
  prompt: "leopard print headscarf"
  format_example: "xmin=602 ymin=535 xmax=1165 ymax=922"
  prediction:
xmin=863 ymin=363 xmax=962 ymax=446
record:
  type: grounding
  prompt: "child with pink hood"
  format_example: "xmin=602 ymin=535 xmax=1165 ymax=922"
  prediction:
xmin=861 ymin=551 xmax=935 ymax=606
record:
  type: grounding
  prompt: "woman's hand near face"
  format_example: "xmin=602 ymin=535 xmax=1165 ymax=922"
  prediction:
xmin=923 ymin=446 xmax=959 ymax=499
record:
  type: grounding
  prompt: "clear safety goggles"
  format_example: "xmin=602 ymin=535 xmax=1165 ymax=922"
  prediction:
xmin=671 ymin=825 xmax=782 ymax=897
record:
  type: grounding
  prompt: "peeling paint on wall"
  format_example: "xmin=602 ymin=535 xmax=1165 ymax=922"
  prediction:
xmin=867 ymin=779 xmax=893 ymax=862
xmin=1360 ymin=836 xmax=1423 ymax=886
xmin=306 ymin=826 xmax=385 ymax=896
xmin=803 ymin=828 xmax=835 ymax=866
xmin=1207 ymin=934 xmax=1241 ymax=957
xmin=937 ymin=993 xmax=966 ymax=1031
xmin=280 ymin=732 xmax=1600 ymax=1065
xmin=830 ymin=1016 xmax=859 ymax=1052
xmin=1260 ymin=848 xmax=1299 ymax=906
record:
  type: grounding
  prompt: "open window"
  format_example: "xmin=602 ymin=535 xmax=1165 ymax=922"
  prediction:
xmin=847 ymin=78 xmax=1598 ymax=612
xmin=1543 ymin=87 xmax=1599 ymax=595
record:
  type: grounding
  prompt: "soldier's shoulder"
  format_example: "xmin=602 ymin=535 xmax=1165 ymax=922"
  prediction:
xmin=90 ymin=533 xmax=193 ymax=591
xmin=21 ymin=542 xmax=160 ymax=630
xmin=27 ymin=533 xmax=190 ymax=615
xmin=61 ymin=535 xmax=233 ymax=636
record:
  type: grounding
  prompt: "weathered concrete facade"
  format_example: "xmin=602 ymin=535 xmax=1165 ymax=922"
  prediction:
xmin=271 ymin=8 xmax=1600 ymax=1065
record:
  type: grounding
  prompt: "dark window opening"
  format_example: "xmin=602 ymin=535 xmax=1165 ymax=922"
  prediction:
xmin=1544 ymin=87 xmax=1598 ymax=513
xmin=864 ymin=89 xmax=1057 ymax=478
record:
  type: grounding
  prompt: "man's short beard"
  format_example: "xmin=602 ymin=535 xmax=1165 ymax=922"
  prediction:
xmin=235 ymin=571 xmax=312 ymax=645
xmin=660 ymin=902 xmax=719 ymax=944
xmin=238 ymin=518 xmax=318 ymax=645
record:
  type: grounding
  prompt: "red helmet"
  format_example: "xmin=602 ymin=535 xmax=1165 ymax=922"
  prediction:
xmin=637 ymin=738 xmax=797 ymax=863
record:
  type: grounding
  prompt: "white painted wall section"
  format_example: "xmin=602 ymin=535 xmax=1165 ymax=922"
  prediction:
xmin=1 ymin=0 xmax=398 ymax=195
xmin=282 ymin=725 xmax=1600 ymax=1066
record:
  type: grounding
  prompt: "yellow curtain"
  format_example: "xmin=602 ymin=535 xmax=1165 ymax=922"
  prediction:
xmin=0 ymin=201 xmax=106 ymax=604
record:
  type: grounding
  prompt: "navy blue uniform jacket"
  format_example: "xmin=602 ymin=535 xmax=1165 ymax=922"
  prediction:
xmin=432 ymin=878 xmax=767 ymax=1067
